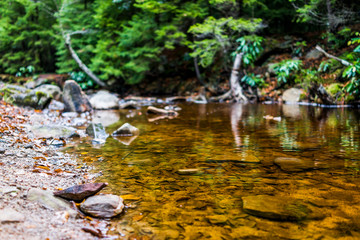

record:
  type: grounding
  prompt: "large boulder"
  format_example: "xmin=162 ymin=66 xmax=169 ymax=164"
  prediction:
xmin=0 ymin=84 xmax=53 ymax=109
xmin=34 ymin=84 xmax=62 ymax=101
xmin=281 ymin=88 xmax=303 ymax=103
xmin=89 ymin=90 xmax=119 ymax=110
xmin=242 ymin=195 xmax=324 ymax=221
xmin=62 ymin=80 xmax=92 ymax=113
xmin=80 ymin=194 xmax=124 ymax=218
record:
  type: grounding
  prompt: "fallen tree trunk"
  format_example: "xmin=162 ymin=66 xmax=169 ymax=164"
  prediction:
xmin=64 ymin=32 xmax=106 ymax=87
xmin=315 ymin=45 xmax=351 ymax=66
xmin=230 ymin=53 xmax=248 ymax=102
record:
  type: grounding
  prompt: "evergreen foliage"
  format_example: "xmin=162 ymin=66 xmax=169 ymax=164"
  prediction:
xmin=0 ymin=0 xmax=359 ymax=94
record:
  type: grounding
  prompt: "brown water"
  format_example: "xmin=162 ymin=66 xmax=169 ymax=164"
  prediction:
xmin=68 ymin=103 xmax=360 ymax=239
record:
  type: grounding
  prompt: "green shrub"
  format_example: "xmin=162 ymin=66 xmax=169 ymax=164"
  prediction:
xmin=69 ymin=71 xmax=97 ymax=90
xmin=273 ymin=59 xmax=302 ymax=84
xmin=241 ymin=73 xmax=265 ymax=87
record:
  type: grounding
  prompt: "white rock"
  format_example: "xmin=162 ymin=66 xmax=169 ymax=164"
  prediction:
xmin=90 ymin=90 xmax=119 ymax=110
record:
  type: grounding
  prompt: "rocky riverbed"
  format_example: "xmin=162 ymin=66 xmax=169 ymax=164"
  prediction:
xmin=0 ymin=101 xmax=112 ymax=239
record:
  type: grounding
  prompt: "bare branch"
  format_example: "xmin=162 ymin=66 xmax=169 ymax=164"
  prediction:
xmin=315 ymin=45 xmax=352 ymax=66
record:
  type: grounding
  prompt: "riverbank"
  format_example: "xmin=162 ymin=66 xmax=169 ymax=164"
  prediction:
xmin=0 ymin=101 xmax=108 ymax=239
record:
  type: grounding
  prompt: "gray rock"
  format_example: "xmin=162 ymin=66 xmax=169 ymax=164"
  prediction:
xmin=86 ymin=123 xmax=108 ymax=141
xmin=274 ymin=157 xmax=314 ymax=172
xmin=282 ymin=88 xmax=303 ymax=103
xmin=47 ymin=99 xmax=65 ymax=111
xmin=71 ymin=117 xmax=88 ymax=127
xmin=112 ymin=123 xmax=139 ymax=136
xmin=62 ymin=80 xmax=92 ymax=113
xmin=0 ymin=148 xmax=5 ymax=154
xmin=0 ymin=84 xmax=53 ymax=109
xmin=25 ymin=80 xmax=36 ymax=89
xmin=242 ymin=195 xmax=323 ymax=221
xmin=34 ymin=84 xmax=62 ymax=101
xmin=29 ymin=125 xmax=80 ymax=139
xmin=0 ymin=208 xmax=25 ymax=223
xmin=305 ymin=48 xmax=322 ymax=60
xmin=80 ymin=194 xmax=124 ymax=218
xmin=119 ymin=100 xmax=139 ymax=109
xmin=89 ymin=90 xmax=119 ymax=109
xmin=27 ymin=188 xmax=77 ymax=217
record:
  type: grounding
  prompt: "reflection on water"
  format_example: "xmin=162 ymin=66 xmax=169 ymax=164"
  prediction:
xmin=67 ymin=103 xmax=360 ymax=239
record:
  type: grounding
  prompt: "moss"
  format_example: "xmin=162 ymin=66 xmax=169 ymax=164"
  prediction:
xmin=345 ymin=95 xmax=355 ymax=103
xmin=326 ymin=83 xmax=343 ymax=97
xmin=299 ymin=93 xmax=307 ymax=101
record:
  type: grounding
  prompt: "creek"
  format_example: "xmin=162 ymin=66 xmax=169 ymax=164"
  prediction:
xmin=65 ymin=103 xmax=360 ymax=239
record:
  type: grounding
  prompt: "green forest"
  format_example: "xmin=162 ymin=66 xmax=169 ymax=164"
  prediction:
xmin=1 ymin=0 xmax=360 ymax=102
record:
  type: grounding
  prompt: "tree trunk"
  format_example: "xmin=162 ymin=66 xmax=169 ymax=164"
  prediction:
xmin=64 ymin=33 xmax=106 ymax=87
xmin=193 ymin=57 xmax=205 ymax=86
xmin=326 ymin=0 xmax=335 ymax=33
xmin=230 ymin=53 xmax=248 ymax=102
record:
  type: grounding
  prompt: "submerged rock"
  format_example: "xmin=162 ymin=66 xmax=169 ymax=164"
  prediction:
xmin=29 ymin=125 xmax=79 ymax=139
xmin=86 ymin=123 xmax=108 ymax=141
xmin=62 ymin=80 xmax=92 ymax=113
xmin=112 ymin=123 xmax=139 ymax=136
xmin=89 ymin=90 xmax=119 ymax=109
xmin=27 ymin=188 xmax=77 ymax=217
xmin=54 ymin=183 xmax=108 ymax=202
xmin=274 ymin=157 xmax=314 ymax=172
xmin=0 ymin=208 xmax=25 ymax=223
xmin=242 ymin=195 xmax=324 ymax=221
xmin=80 ymin=194 xmax=124 ymax=218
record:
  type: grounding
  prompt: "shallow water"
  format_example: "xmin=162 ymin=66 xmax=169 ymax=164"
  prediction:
xmin=67 ymin=103 xmax=360 ymax=239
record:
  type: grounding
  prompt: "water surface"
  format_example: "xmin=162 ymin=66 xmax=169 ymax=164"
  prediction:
xmin=68 ymin=103 xmax=360 ymax=239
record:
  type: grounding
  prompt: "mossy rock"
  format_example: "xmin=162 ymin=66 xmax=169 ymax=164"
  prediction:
xmin=325 ymin=83 xmax=343 ymax=97
xmin=0 ymin=84 xmax=52 ymax=109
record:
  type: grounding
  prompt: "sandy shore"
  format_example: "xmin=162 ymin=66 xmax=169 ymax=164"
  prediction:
xmin=0 ymin=101 xmax=109 ymax=239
